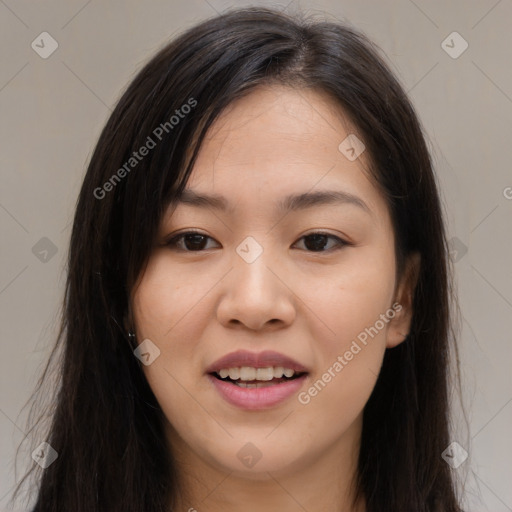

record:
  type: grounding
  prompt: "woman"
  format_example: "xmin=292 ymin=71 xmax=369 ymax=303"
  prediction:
xmin=13 ymin=7 xmax=464 ymax=511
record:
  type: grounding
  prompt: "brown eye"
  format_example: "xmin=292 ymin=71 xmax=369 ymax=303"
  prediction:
xmin=293 ymin=232 xmax=348 ymax=252
xmin=164 ymin=231 xmax=219 ymax=252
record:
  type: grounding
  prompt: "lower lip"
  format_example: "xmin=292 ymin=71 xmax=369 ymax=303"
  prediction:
xmin=207 ymin=374 xmax=308 ymax=410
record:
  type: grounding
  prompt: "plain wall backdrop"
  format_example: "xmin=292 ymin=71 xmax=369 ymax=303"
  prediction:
xmin=1 ymin=0 xmax=511 ymax=510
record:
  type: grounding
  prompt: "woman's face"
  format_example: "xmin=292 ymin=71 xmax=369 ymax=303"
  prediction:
xmin=132 ymin=85 xmax=417 ymax=479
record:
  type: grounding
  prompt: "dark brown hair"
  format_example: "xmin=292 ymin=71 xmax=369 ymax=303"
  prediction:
xmin=11 ymin=7 xmax=464 ymax=511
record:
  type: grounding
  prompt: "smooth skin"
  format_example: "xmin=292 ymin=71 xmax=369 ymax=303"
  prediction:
xmin=131 ymin=85 xmax=420 ymax=512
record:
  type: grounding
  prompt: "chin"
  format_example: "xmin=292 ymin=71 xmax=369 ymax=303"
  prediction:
xmin=201 ymin=436 xmax=308 ymax=477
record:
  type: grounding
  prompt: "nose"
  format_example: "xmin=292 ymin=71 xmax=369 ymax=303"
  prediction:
xmin=216 ymin=240 xmax=296 ymax=331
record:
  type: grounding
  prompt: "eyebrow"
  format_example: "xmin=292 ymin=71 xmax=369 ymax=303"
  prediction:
xmin=170 ymin=189 xmax=372 ymax=215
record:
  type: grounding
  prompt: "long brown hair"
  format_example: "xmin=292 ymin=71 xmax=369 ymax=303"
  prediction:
xmin=11 ymin=7 xmax=464 ymax=511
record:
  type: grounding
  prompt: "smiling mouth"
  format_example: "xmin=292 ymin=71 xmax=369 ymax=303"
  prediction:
xmin=207 ymin=367 xmax=309 ymax=409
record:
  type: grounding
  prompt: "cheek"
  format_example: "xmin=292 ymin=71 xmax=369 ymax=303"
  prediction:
xmin=304 ymin=244 xmax=395 ymax=344
xmin=296 ymin=248 xmax=394 ymax=418
xmin=132 ymin=257 xmax=218 ymax=440
xmin=131 ymin=254 xmax=207 ymax=388
xmin=132 ymin=253 xmax=218 ymax=341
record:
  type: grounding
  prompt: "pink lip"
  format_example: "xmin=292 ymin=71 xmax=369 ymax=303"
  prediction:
xmin=205 ymin=349 xmax=309 ymax=374
xmin=207 ymin=373 xmax=308 ymax=410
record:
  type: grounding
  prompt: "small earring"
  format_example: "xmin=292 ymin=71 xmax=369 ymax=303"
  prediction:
xmin=128 ymin=331 xmax=136 ymax=340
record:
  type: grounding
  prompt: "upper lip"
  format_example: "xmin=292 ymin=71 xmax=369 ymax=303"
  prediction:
xmin=206 ymin=350 xmax=309 ymax=374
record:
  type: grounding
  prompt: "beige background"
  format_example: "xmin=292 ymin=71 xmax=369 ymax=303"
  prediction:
xmin=1 ymin=0 xmax=511 ymax=510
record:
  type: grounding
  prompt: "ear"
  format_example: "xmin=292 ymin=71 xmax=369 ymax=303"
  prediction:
xmin=386 ymin=251 xmax=421 ymax=349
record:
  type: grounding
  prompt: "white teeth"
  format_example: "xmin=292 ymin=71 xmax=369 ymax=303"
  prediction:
xmin=256 ymin=367 xmax=274 ymax=381
xmin=215 ymin=366 xmax=300 ymax=381
xmin=228 ymin=367 xmax=240 ymax=380
xmin=273 ymin=366 xmax=284 ymax=378
xmin=239 ymin=367 xmax=256 ymax=380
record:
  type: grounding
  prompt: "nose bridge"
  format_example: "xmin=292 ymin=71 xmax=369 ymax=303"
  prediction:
xmin=233 ymin=235 xmax=277 ymax=294
xmin=235 ymin=235 xmax=266 ymax=266
xmin=216 ymin=234 xmax=295 ymax=330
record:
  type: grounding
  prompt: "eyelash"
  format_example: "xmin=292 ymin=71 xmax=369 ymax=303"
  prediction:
xmin=162 ymin=230 xmax=351 ymax=253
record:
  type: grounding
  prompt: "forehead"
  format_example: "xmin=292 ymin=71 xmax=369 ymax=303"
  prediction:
xmin=170 ymin=85 xmax=389 ymax=224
